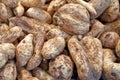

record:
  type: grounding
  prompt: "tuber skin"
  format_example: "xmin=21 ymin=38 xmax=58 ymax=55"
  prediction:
xmin=9 ymin=16 xmax=52 ymax=34
xmin=68 ymin=36 xmax=89 ymax=80
xmin=66 ymin=0 xmax=111 ymax=18
xmin=13 ymin=2 xmax=25 ymax=17
xmin=100 ymin=0 xmax=119 ymax=22
xmin=86 ymin=20 xmax=105 ymax=38
xmin=26 ymin=32 xmax=44 ymax=70
xmin=0 ymin=52 xmax=8 ymax=69
xmin=0 ymin=0 xmax=119 ymax=79
xmin=100 ymin=32 xmax=120 ymax=49
xmin=48 ymin=54 xmax=73 ymax=80
xmin=105 ymin=19 xmax=120 ymax=35
xmin=0 ymin=3 xmax=13 ymax=22
xmin=0 ymin=43 xmax=15 ymax=68
xmin=0 ymin=61 xmax=17 ymax=80
xmin=102 ymin=49 xmax=120 ymax=80
xmin=68 ymin=36 xmax=102 ymax=80
xmin=66 ymin=0 xmax=111 ymax=19
xmin=80 ymin=36 xmax=103 ymax=80
xmin=0 ymin=0 xmax=18 ymax=8
xmin=41 ymin=36 xmax=65 ymax=59
xmin=88 ymin=0 xmax=111 ymax=19
xmin=115 ymin=39 xmax=120 ymax=57
xmin=0 ymin=26 xmax=23 ymax=43
xmin=66 ymin=0 xmax=96 ymax=15
xmin=0 ymin=0 xmax=19 ymax=8
xmin=0 ymin=43 xmax=15 ymax=59
xmin=47 ymin=0 xmax=66 ymax=15
xmin=20 ymin=0 xmax=46 ymax=8
xmin=16 ymin=34 xmax=33 ymax=67
xmin=26 ymin=7 xmax=51 ymax=23
xmin=18 ymin=68 xmax=39 ymax=80
xmin=46 ymin=28 xmax=70 ymax=40
xmin=32 ymin=67 xmax=55 ymax=80
xmin=0 ymin=23 xmax=10 ymax=33
xmin=53 ymin=3 xmax=90 ymax=35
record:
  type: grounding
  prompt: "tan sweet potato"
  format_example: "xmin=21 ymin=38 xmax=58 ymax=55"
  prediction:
xmin=32 ymin=67 xmax=54 ymax=80
xmin=100 ymin=0 xmax=119 ymax=22
xmin=47 ymin=0 xmax=66 ymax=15
xmin=26 ymin=7 xmax=51 ymax=23
xmin=13 ymin=2 xmax=25 ymax=17
xmin=41 ymin=36 xmax=65 ymax=59
xmin=0 ymin=43 xmax=15 ymax=68
xmin=49 ymin=54 xmax=73 ymax=80
xmin=26 ymin=32 xmax=44 ymax=70
xmin=89 ymin=0 xmax=111 ymax=19
xmin=20 ymin=0 xmax=46 ymax=8
xmin=115 ymin=39 xmax=120 ymax=57
xmin=66 ymin=0 xmax=96 ymax=15
xmin=0 ymin=43 xmax=15 ymax=59
xmin=68 ymin=36 xmax=102 ymax=80
xmin=86 ymin=20 xmax=105 ymax=38
xmin=46 ymin=28 xmax=70 ymax=40
xmin=100 ymin=32 xmax=120 ymax=48
xmin=0 ymin=3 xmax=13 ymax=22
xmin=0 ymin=23 xmax=10 ymax=33
xmin=9 ymin=16 xmax=52 ymax=34
xmin=53 ymin=3 xmax=90 ymax=35
xmin=105 ymin=19 xmax=120 ymax=35
xmin=0 ymin=61 xmax=17 ymax=80
xmin=16 ymin=34 xmax=33 ymax=67
xmin=102 ymin=49 xmax=120 ymax=80
xmin=0 ymin=26 xmax=22 ymax=43
xmin=18 ymin=68 xmax=39 ymax=80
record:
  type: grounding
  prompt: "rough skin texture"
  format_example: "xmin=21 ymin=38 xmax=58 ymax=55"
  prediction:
xmin=48 ymin=54 xmax=73 ymax=80
xmin=41 ymin=36 xmax=65 ymax=59
xmin=47 ymin=0 xmax=66 ymax=15
xmin=89 ymin=0 xmax=111 ymax=19
xmin=0 ymin=26 xmax=22 ymax=43
xmin=18 ymin=68 xmax=39 ymax=80
xmin=26 ymin=7 xmax=51 ymax=23
xmin=16 ymin=34 xmax=33 ymax=67
xmin=86 ymin=20 xmax=105 ymax=38
xmin=102 ymin=49 xmax=120 ymax=80
xmin=0 ymin=0 xmax=119 ymax=80
xmin=13 ymin=2 xmax=25 ymax=17
xmin=0 ymin=24 xmax=10 ymax=33
xmin=100 ymin=0 xmax=119 ymax=22
xmin=0 ymin=61 xmax=17 ymax=80
xmin=105 ymin=19 xmax=120 ymax=35
xmin=0 ymin=43 xmax=15 ymax=68
xmin=0 ymin=43 xmax=15 ymax=59
xmin=26 ymin=32 xmax=44 ymax=70
xmin=68 ymin=36 xmax=102 ymax=80
xmin=9 ymin=16 xmax=52 ymax=34
xmin=53 ymin=3 xmax=90 ymax=35
xmin=115 ymin=39 xmax=120 ymax=57
xmin=0 ymin=0 xmax=18 ymax=8
xmin=32 ymin=67 xmax=54 ymax=80
xmin=100 ymin=32 xmax=120 ymax=48
xmin=46 ymin=28 xmax=70 ymax=40
xmin=20 ymin=0 xmax=46 ymax=8
xmin=0 ymin=3 xmax=13 ymax=22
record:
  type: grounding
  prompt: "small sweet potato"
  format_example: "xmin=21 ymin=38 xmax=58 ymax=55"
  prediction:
xmin=49 ymin=54 xmax=73 ymax=80
xmin=41 ymin=36 xmax=65 ymax=59
xmin=16 ymin=34 xmax=33 ymax=67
